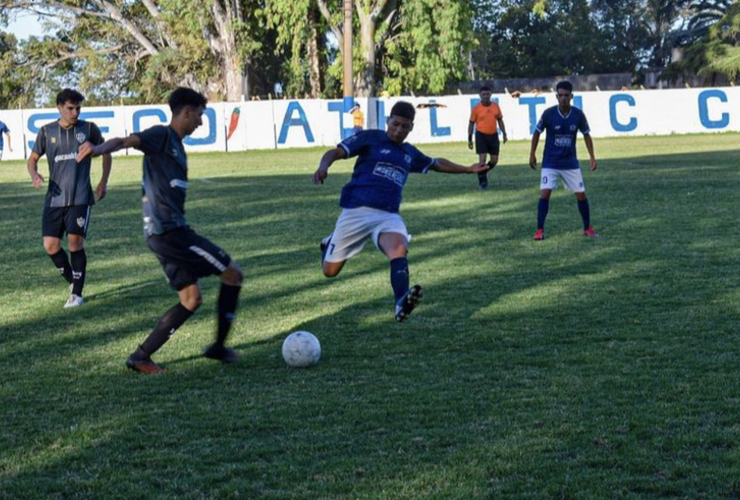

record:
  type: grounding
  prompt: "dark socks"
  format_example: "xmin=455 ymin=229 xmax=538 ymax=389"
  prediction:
xmin=215 ymin=284 xmax=241 ymax=346
xmin=49 ymin=249 xmax=73 ymax=284
xmin=577 ymin=198 xmax=591 ymax=230
xmin=134 ymin=303 xmax=194 ymax=359
xmin=70 ymin=249 xmax=87 ymax=296
xmin=537 ymin=198 xmax=550 ymax=230
xmin=390 ymin=257 xmax=410 ymax=303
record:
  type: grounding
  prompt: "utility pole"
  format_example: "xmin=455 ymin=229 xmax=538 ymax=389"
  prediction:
xmin=343 ymin=0 xmax=353 ymax=112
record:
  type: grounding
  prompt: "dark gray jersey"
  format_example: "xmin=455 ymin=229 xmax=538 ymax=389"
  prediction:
xmin=33 ymin=120 xmax=104 ymax=207
xmin=135 ymin=125 xmax=188 ymax=236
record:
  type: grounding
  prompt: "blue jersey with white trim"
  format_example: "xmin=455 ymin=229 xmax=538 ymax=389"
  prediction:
xmin=535 ymin=105 xmax=590 ymax=170
xmin=337 ymin=130 xmax=434 ymax=213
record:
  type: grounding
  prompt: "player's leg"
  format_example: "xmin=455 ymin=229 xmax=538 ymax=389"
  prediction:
xmin=321 ymin=208 xmax=371 ymax=278
xmin=204 ymin=260 xmax=244 ymax=363
xmin=42 ymin=207 xmax=73 ymax=287
xmin=475 ymin=132 xmax=489 ymax=189
xmin=561 ymin=169 xmax=598 ymax=237
xmin=377 ymin=227 xmax=422 ymax=322
xmin=127 ymin=282 xmax=201 ymax=373
xmin=63 ymin=206 xmax=91 ymax=307
xmin=535 ymin=169 xmax=557 ymax=240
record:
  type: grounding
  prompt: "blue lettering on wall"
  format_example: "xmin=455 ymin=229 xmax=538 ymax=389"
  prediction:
xmin=328 ymin=101 xmax=355 ymax=139
xmin=133 ymin=108 xmax=168 ymax=132
xmin=429 ymin=99 xmax=451 ymax=137
xmin=519 ymin=96 xmax=547 ymax=134
xmin=573 ymin=96 xmax=583 ymax=110
xmin=698 ymin=89 xmax=729 ymax=129
xmin=278 ymin=102 xmax=315 ymax=144
xmin=184 ymin=108 xmax=217 ymax=146
xmin=27 ymin=112 xmax=59 ymax=150
xmin=377 ymin=100 xmax=387 ymax=131
xmin=80 ymin=111 xmax=114 ymax=134
xmin=609 ymin=94 xmax=637 ymax=132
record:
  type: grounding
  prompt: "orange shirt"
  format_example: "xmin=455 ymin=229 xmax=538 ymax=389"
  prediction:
xmin=469 ymin=102 xmax=502 ymax=135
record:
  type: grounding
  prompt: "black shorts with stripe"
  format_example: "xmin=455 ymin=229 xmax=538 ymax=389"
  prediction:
xmin=42 ymin=205 xmax=92 ymax=238
xmin=475 ymin=131 xmax=500 ymax=156
xmin=146 ymin=226 xmax=232 ymax=290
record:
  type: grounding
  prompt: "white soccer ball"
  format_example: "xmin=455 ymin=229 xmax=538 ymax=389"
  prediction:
xmin=282 ymin=331 xmax=321 ymax=367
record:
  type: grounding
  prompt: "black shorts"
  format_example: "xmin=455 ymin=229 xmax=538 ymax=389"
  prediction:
xmin=42 ymin=205 xmax=92 ymax=238
xmin=475 ymin=131 xmax=500 ymax=156
xmin=146 ymin=226 xmax=232 ymax=290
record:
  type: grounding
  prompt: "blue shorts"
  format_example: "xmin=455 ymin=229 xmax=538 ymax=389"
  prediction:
xmin=146 ymin=227 xmax=232 ymax=290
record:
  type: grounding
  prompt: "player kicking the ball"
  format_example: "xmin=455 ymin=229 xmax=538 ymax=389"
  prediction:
xmin=76 ymin=87 xmax=243 ymax=373
xmin=313 ymin=101 xmax=488 ymax=322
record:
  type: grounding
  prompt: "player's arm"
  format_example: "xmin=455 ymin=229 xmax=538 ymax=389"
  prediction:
xmin=430 ymin=158 xmax=488 ymax=174
xmin=583 ymin=133 xmax=597 ymax=171
xmin=27 ymin=151 xmax=44 ymax=188
xmin=467 ymin=122 xmax=475 ymax=150
xmin=529 ymin=130 xmax=541 ymax=170
xmin=498 ymin=118 xmax=508 ymax=144
xmin=313 ymin=147 xmax=346 ymax=185
xmin=5 ymin=132 xmax=11 ymax=151
xmin=95 ymin=152 xmax=113 ymax=202
xmin=76 ymin=134 xmax=141 ymax=163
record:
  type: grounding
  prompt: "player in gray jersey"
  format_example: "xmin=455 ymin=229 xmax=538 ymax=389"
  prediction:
xmin=27 ymin=89 xmax=112 ymax=308
xmin=77 ymin=87 xmax=243 ymax=373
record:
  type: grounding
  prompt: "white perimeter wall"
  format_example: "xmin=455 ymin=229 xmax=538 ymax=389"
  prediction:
xmin=1 ymin=87 xmax=738 ymax=160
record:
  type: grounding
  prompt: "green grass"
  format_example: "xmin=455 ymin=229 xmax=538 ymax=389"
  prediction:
xmin=1 ymin=134 xmax=740 ymax=499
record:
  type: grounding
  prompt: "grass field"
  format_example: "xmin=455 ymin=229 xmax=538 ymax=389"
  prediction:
xmin=1 ymin=133 xmax=739 ymax=499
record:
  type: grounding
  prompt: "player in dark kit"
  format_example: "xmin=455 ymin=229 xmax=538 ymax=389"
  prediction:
xmin=77 ymin=87 xmax=243 ymax=373
xmin=313 ymin=101 xmax=489 ymax=322
xmin=27 ymin=89 xmax=112 ymax=308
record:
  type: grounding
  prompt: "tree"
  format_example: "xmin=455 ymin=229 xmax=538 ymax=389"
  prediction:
xmin=0 ymin=0 xmax=264 ymax=102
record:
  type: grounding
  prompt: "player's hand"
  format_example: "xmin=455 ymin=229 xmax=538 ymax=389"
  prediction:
xmin=590 ymin=158 xmax=597 ymax=171
xmin=313 ymin=167 xmax=328 ymax=185
xmin=529 ymin=154 xmax=538 ymax=170
xmin=31 ymin=172 xmax=44 ymax=188
xmin=469 ymin=162 xmax=488 ymax=173
xmin=467 ymin=141 xmax=473 ymax=150
xmin=76 ymin=141 xmax=96 ymax=163
xmin=502 ymin=134 xmax=508 ymax=144
xmin=95 ymin=182 xmax=107 ymax=202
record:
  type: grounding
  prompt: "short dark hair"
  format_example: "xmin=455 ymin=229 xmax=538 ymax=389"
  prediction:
xmin=479 ymin=86 xmax=491 ymax=92
xmin=390 ymin=101 xmax=415 ymax=121
xmin=168 ymin=87 xmax=208 ymax=115
xmin=56 ymin=89 xmax=84 ymax=106
xmin=556 ymin=81 xmax=573 ymax=93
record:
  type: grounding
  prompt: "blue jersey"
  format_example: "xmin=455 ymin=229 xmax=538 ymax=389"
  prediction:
xmin=337 ymin=130 xmax=435 ymax=213
xmin=0 ymin=121 xmax=9 ymax=149
xmin=535 ymin=106 xmax=591 ymax=170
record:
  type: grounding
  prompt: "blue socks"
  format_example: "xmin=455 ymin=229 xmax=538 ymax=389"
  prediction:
xmin=577 ymin=198 xmax=591 ymax=230
xmin=537 ymin=198 xmax=549 ymax=230
xmin=390 ymin=257 xmax=409 ymax=302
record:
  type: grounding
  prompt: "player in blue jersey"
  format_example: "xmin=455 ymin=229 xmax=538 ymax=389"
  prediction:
xmin=0 ymin=115 xmax=11 ymax=168
xmin=529 ymin=81 xmax=598 ymax=241
xmin=313 ymin=101 xmax=489 ymax=322
xmin=27 ymin=89 xmax=112 ymax=308
xmin=76 ymin=87 xmax=243 ymax=373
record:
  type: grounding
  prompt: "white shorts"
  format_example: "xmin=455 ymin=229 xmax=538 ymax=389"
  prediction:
xmin=0 ymin=149 xmax=3 ymax=160
xmin=323 ymin=207 xmax=410 ymax=263
xmin=540 ymin=168 xmax=585 ymax=193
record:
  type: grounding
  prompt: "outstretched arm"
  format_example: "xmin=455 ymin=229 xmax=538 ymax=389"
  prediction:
xmin=76 ymin=134 xmax=141 ymax=163
xmin=313 ymin=147 xmax=347 ymax=184
xmin=430 ymin=158 xmax=488 ymax=174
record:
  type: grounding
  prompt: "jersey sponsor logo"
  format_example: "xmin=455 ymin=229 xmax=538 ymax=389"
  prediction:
xmin=553 ymin=135 xmax=573 ymax=148
xmin=54 ymin=152 xmax=78 ymax=163
xmin=372 ymin=162 xmax=406 ymax=187
xmin=76 ymin=132 xmax=86 ymax=143
xmin=169 ymin=179 xmax=188 ymax=189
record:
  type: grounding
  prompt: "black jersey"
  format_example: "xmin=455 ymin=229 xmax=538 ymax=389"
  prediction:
xmin=135 ymin=125 xmax=189 ymax=237
xmin=32 ymin=120 xmax=104 ymax=208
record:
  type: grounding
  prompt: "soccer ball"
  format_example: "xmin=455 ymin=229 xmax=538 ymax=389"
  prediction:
xmin=281 ymin=331 xmax=321 ymax=368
